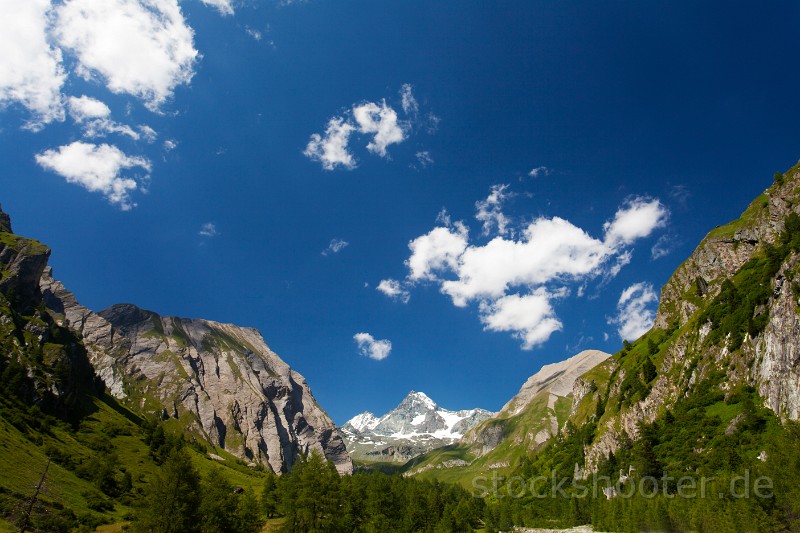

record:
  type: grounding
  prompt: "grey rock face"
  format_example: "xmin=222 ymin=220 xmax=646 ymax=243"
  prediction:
xmin=462 ymin=350 xmax=611 ymax=457
xmin=0 ymin=230 xmax=50 ymax=314
xmin=41 ymin=271 xmax=352 ymax=475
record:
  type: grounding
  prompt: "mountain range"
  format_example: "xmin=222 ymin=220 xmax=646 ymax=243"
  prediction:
xmin=4 ymin=160 xmax=800 ymax=531
xmin=340 ymin=391 xmax=493 ymax=463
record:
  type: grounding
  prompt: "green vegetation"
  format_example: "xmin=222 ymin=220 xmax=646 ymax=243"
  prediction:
xmin=706 ymin=192 xmax=768 ymax=239
xmin=277 ymin=451 xmax=481 ymax=532
xmin=699 ymin=211 xmax=800 ymax=350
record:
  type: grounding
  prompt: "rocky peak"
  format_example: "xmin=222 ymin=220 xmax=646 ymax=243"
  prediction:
xmin=502 ymin=349 xmax=612 ymax=417
xmin=397 ymin=391 xmax=439 ymax=413
xmin=0 ymin=208 xmax=50 ymax=314
xmin=0 ymin=204 xmax=12 ymax=233
xmin=342 ymin=412 xmax=380 ymax=434
xmin=340 ymin=392 xmax=494 ymax=463
xmin=41 ymin=274 xmax=352 ymax=475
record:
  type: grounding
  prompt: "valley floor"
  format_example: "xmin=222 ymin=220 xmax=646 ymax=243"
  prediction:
xmin=513 ymin=526 xmax=598 ymax=533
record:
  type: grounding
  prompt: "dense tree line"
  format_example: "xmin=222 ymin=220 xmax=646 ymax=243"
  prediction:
xmin=132 ymin=448 xmax=263 ymax=533
xmin=133 ymin=449 xmax=482 ymax=533
xmin=273 ymin=452 xmax=481 ymax=533
xmin=478 ymin=375 xmax=800 ymax=532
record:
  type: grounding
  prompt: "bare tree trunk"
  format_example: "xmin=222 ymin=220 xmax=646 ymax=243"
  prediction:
xmin=19 ymin=458 xmax=50 ymax=533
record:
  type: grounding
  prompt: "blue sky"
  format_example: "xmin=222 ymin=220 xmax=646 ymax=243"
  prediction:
xmin=2 ymin=1 xmax=800 ymax=424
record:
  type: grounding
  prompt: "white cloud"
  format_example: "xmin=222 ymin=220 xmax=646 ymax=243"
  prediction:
xmin=440 ymin=217 xmax=609 ymax=306
xmin=377 ymin=279 xmax=410 ymax=303
xmin=414 ymin=151 xmax=434 ymax=168
xmin=651 ymin=234 xmax=675 ymax=260
xmin=139 ymin=125 xmax=157 ymax=142
xmin=0 ymin=0 xmax=66 ymax=130
xmin=67 ymin=95 xmax=111 ymax=121
xmin=67 ymin=95 xmax=150 ymax=140
xmin=528 ymin=166 xmax=550 ymax=178
xmin=479 ymin=290 xmax=563 ymax=350
xmin=610 ymin=282 xmax=658 ymax=341
xmin=352 ymin=100 xmax=406 ymax=157
xmin=322 ymin=238 xmax=349 ymax=256
xmin=354 ymin=333 xmax=392 ymax=361
xmin=163 ymin=139 xmax=177 ymax=151
xmin=198 ymin=222 xmax=219 ymax=237
xmin=53 ymin=0 xmax=198 ymax=112
xmin=406 ymin=223 xmax=469 ymax=282
xmin=304 ymin=116 xmax=357 ymax=170
xmin=475 ymin=184 xmax=512 ymax=236
xmin=245 ymin=27 xmax=262 ymax=41
xmin=35 ymin=141 xmax=151 ymax=210
xmin=200 ymin=0 xmax=234 ymax=16
xmin=603 ymin=197 xmax=669 ymax=247
xmin=399 ymin=83 xmax=418 ymax=116
xmin=382 ymin=187 xmax=669 ymax=350
xmin=305 ymin=86 xmax=423 ymax=170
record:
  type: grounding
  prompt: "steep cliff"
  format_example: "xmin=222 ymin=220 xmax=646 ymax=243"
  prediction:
xmin=41 ymin=271 xmax=352 ymax=474
xmin=0 ymin=207 xmax=99 ymax=419
xmin=579 ymin=164 xmax=800 ymax=472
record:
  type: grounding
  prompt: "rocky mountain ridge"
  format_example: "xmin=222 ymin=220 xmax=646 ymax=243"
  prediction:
xmin=0 ymin=206 xmax=351 ymax=474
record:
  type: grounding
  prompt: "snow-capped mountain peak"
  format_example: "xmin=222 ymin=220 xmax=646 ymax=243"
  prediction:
xmin=340 ymin=391 xmax=494 ymax=463
xmin=345 ymin=412 xmax=380 ymax=433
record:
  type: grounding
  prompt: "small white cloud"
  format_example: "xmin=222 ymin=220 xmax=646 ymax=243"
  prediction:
xmin=53 ymin=0 xmax=198 ymax=112
xmin=304 ymin=116 xmax=356 ymax=170
xmin=35 ymin=141 xmax=150 ymax=210
xmin=352 ymin=100 xmax=406 ymax=157
xmin=200 ymin=0 xmax=234 ymax=16
xmin=603 ymin=197 xmax=669 ymax=247
xmin=475 ymin=184 xmax=512 ymax=236
xmin=669 ymin=184 xmax=691 ymax=207
xmin=163 ymin=139 xmax=178 ymax=151
xmin=399 ymin=83 xmax=418 ymax=116
xmin=354 ymin=332 xmax=392 ymax=361
xmin=198 ymin=222 xmax=219 ymax=237
xmin=245 ymin=27 xmax=262 ymax=41
xmin=528 ymin=166 xmax=551 ymax=178
xmin=67 ymin=95 xmax=111 ymax=122
xmin=425 ymin=113 xmax=440 ymax=134
xmin=139 ymin=125 xmax=157 ymax=143
xmin=67 ymin=96 xmax=145 ymax=140
xmin=377 ymin=279 xmax=410 ymax=303
xmin=479 ymin=290 xmax=563 ymax=350
xmin=414 ymin=151 xmax=434 ymax=169
xmin=651 ymin=234 xmax=675 ymax=260
xmin=305 ymin=87 xmax=424 ymax=170
xmin=605 ymin=250 xmax=633 ymax=281
xmin=0 ymin=0 xmax=66 ymax=130
xmin=609 ymin=282 xmax=658 ymax=341
xmin=322 ymin=238 xmax=349 ymax=256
